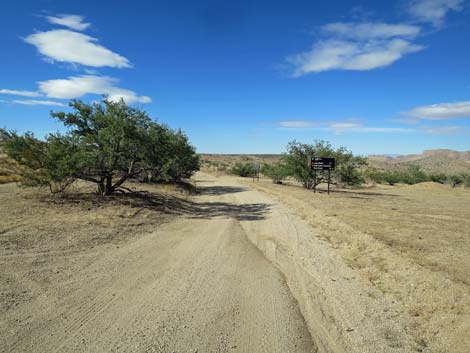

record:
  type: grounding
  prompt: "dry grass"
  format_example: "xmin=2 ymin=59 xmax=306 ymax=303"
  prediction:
xmin=243 ymin=178 xmax=470 ymax=353
xmin=0 ymin=181 xmax=193 ymax=252
xmin=0 ymin=154 xmax=23 ymax=184
xmin=0 ymin=181 xmax=194 ymax=311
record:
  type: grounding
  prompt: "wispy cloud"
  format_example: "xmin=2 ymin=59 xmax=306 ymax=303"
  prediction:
xmin=286 ymin=22 xmax=424 ymax=76
xmin=0 ymin=88 xmax=40 ymax=97
xmin=277 ymin=120 xmax=415 ymax=134
xmin=38 ymin=75 xmax=151 ymax=104
xmin=388 ymin=116 xmax=422 ymax=125
xmin=278 ymin=120 xmax=319 ymax=128
xmin=326 ymin=122 xmax=414 ymax=134
xmin=285 ymin=0 xmax=466 ymax=76
xmin=403 ymin=101 xmax=470 ymax=120
xmin=1 ymin=99 xmax=66 ymax=107
xmin=420 ymin=125 xmax=470 ymax=134
xmin=322 ymin=22 xmax=421 ymax=40
xmin=45 ymin=14 xmax=91 ymax=31
xmin=407 ymin=0 xmax=464 ymax=27
xmin=24 ymin=29 xmax=131 ymax=68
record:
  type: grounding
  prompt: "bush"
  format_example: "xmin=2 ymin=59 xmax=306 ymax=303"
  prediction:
xmin=230 ymin=162 xmax=256 ymax=177
xmin=4 ymin=99 xmax=199 ymax=195
xmin=382 ymin=171 xmax=402 ymax=186
xmin=399 ymin=165 xmax=428 ymax=185
xmin=366 ymin=165 xmax=433 ymax=186
xmin=449 ymin=174 xmax=464 ymax=188
xmin=429 ymin=173 xmax=448 ymax=184
xmin=262 ymin=163 xmax=289 ymax=184
xmin=283 ymin=140 xmax=366 ymax=189
xmin=461 ymin=173 xmax=470 ymax=188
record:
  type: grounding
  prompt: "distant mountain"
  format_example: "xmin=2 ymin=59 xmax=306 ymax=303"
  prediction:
xmin=368 ymin=149 xmax=470 ymax=174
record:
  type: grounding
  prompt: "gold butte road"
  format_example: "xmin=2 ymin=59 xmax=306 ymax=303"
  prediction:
xmin=2 ymin=173 xmax=316 ymax=353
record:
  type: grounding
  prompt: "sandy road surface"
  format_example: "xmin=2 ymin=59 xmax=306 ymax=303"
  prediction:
xmin=1 ymin=174 xmax=315 ymax=353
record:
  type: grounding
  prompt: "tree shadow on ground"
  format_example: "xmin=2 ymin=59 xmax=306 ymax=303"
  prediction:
xmin=197 ymin=186 xmax=248 ymax=196
xmin=315 ymin=188 xmax=400 ymax=198
xmin=42 ymin=189 xmax=270 ymax=221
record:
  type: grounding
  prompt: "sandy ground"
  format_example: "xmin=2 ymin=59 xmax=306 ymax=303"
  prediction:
xmin=0 ymin=175 xmax=315 ymax=353
xmin=241 ymin=177 xmax=470 ymax=353
xmin=2 ymin=173 xmax=467 ymax=353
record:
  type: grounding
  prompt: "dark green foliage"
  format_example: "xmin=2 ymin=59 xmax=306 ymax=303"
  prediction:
xmin=365 ymin=166 xmax=428 ymax=186
xmin=400 ymin=165 xmax=428 ymax=185
xmin=381 ymin=171 xmax=402 ymax=186
xmin=230 ymin=162 xmax=256 ymax=177
xmin=461 ymin=173 xmax=470 ymax=187
xmin=365 ymin=165 xmax=470 ymax=188
xmin=4 ymin=99 xmax=199 ymax=195
xmin=449 ymin=174 xmax=463 ymax=188
xmin=165 ymin=129 xmax=200 ymax=182
xmin=428 ymin=173 xmax=448 ymax=184
xmin=283 ymin=140 xmax=367 ymax=188
xmin=262 ymin=163 xmax=289 ymax=184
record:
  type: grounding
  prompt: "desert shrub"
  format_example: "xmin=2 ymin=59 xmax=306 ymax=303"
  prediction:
xmin=364 ymin=168 xmax=385 ymax=184
xmin=262 ymin=163 xmax=289 ymax=184
xmin=283 ymin=140 xmax=366 ymax=189
xmin=366 ymin=166 xmax=432 ymax=186
xmin=399 ymin=165 xmax=429 ymax=185
xmin=230 ymin=162 xmax=256 ymax=177
xmin=449 ymin=174 xmax=463 ymax=188
xmin=428 ymin=173 xmax=448 ymax=184
xmin=381 ymin=171 xmax=402 ymax=186
xmin=336 ymin=156 xmax=366 ymax=186
xmin=460 ymin=173 xmax=470 ymax=188
xmin=4 ymin=99 xmax=199 ymax=195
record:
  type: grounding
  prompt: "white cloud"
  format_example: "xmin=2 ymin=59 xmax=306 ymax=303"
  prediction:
xmin=38 ymin=75 xmax=151 ymax=104
xmin=322 ymin=22 xmax=421 ymax=40
xmin=45 ymin=14 xmax=91 ymax=31
xmin=408 ymin=0 xmax=464 ymax=27
xmin=7 ymin=99 xmax=66 ymax=107
xmin=0 ymin=89 xmax=40 ymax=97
xmin=404 ymin=101 xmax=470 ymax=120
xmin=327 ymin=122 xmax=414 ymax=134
xmin=277 ymin=120 xmax=414 ymax=133
xmin=420 ymin=125 xmax=469 ymax=134
xmin=278 ymin=120 xmax=319 ymax=128
xmin=24 ymin=29 xmax=131 ymax=68
xmin=288 ymin=38 xmax=423 ymax=75
xmin=388 ymin=116 xmax=422 ymax=125
xmin=287 ymin=22 xmax=424 ymax=76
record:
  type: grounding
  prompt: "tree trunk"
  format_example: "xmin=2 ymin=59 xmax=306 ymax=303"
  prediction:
xmin=98 ymin=179 xmax=105 ymax=195
xmin=105 ymin=175 xmax=114 ymax=195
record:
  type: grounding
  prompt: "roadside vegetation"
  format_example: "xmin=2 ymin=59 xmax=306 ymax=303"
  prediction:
xmin=232 ymin=140 xmax=367 ymax=187
xmin=2 ymin=99 xmax=199 ymax=195
xmin=226 ymin=140 xmax=470 ymax=190
xmin=365 ymin=165 xmax=470 ymax=188
xmin=229 ymin=162 xmax=257 ymax=177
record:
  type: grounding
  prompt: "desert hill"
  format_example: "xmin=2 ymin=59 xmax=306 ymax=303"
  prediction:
xmin=368 ymin=149 xmax=470 ymax=174
xmin=201 ymin=149 xmax=470 ymax=175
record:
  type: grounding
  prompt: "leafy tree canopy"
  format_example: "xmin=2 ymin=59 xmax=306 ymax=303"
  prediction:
xmin=4 ymin=99 xmax=199 ymax=195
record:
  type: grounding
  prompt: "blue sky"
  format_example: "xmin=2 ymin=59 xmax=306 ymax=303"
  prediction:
xmin=1 ymin=0 xmax=470 ymax=155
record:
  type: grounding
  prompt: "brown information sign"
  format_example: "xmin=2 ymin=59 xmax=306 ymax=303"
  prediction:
xmin=311 ymin=157 xmax=335 ymax=171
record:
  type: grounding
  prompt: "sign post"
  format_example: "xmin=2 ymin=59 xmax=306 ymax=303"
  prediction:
xmin=310 ymin=157 xmax=336 ymax=195
xmin=252 ymin=163 xmax=260 ymax=182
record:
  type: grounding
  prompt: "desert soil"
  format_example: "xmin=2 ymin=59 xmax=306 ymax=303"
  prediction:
xmin=241 ymin=177 xmax=470 ymax=353
xmin=0 ymin=175 xmax=315 ymax=353
xmin=2 ymin=173 xmax=468 ymax=353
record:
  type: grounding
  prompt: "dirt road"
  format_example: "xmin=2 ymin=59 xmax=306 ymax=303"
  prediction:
xmin=1 ymin=174 xmax=315 ymax=353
